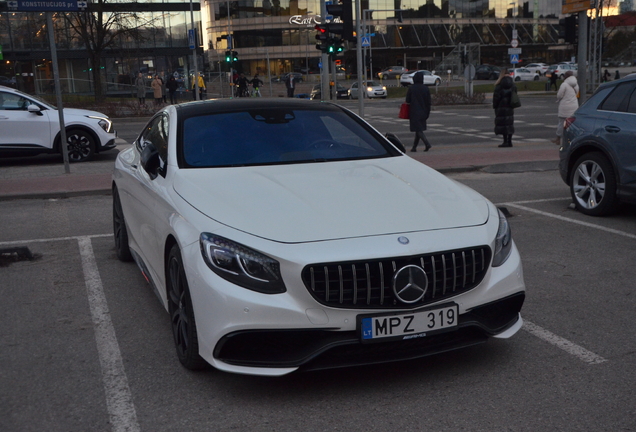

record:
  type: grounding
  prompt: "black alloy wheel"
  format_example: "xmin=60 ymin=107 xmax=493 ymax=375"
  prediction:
xmin=112 ymin=186 xmax=133 ymax=262
xmin=66 ymin=128 xmax=96 ymax=162
xmin=167 ymin=244 xmax=208 ymax=370
xmin=570 ymin=152 xmax=620 ymax=216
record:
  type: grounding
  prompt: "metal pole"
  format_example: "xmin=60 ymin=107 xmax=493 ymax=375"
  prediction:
xmin=577 ymin=10 xmax=588 ymax=104
xmin=190 ymin=0 xmax=199 ymax=100
xmin=320 ymin=0 xmax=329 ymax=101
xmin=46 ymin=13 xmax=70 ymax=174
xmin=355 ymin=0 xmax=364 ymax=117
xmin=267 ymin=49 xmax=273 ymax=97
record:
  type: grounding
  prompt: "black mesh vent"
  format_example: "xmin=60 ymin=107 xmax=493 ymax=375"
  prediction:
xmin=301 ymin=246 xmax=491 ymax=309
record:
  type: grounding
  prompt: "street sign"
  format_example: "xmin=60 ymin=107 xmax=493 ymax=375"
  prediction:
xmin=361 ymin=36 xmax=371 ymax=47
xmin=562 ymin=0 xmax=594 ymax=14
xmin=7 ymin=0 xmax=86 ymax=12
xmin=511 ymin=39 xmax=519 ymax=48
xmin=512 ymin=29 xmax=518 ymax=40
xmin=508 ymin=48 xmax=522 ymax=55
xmin=188 ymin=29 xmax=196 ymax=50
xmin=510 ymin=54 xmax=520 ymax=64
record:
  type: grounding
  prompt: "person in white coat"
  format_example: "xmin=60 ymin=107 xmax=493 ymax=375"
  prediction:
xmin=553 ymin=71 xmax=579 ymax=145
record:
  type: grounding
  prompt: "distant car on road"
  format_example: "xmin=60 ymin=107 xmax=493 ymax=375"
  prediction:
xmin=0 ymin=85 xmax=117 ymax=162
xmin=310 ymin=83 xmax=348 ymax=100
xmin=559 ymin=74 xmax=636 ymax=216
xmin=508 ymin=68 xmax=540 ymax=81
xmin=525 ymin=63 xmax=549 ymax=75
xmin=399 ymin=70 xmax=442 ymax=86
xmin=377 ymin=66 xmax=408 ymax=80
xmin=348 ymin=81 xmax=387 ymax=99
xmin=474 ymin=65 xmax=502 ymax=80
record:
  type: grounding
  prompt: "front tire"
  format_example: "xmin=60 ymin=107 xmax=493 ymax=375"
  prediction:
xmin=435 ymin=78 xmax=441 ymax=86
xmin=167 ymin=244 xmax=208 ymax=370
xmin=570 ymin=152 xmax=619 ymax=216
xmin=113 ymin=186 xmax=133 ymax=262
xmin=66 ymin=128 xmax=95 ymax=162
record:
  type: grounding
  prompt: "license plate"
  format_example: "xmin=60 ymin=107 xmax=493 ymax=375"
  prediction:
xmin=359 ymin=304 xmax=458 ymax=343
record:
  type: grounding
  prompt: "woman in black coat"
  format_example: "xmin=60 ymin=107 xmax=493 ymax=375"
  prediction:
xmin=405 ymin=71 xmax=432 ymax=152
xmin=492 ymin=70 xmax=517 ymax=148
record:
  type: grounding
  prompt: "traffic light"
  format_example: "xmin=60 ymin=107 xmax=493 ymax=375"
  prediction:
xmin=326 ymin=0 xmax=354 ymax=41
xmin=327 ymin=38 xmax=344 ymax=58
xmin=315 ymin=24 xmax=330 ymax=53
xmin=559 ymin=15 xmax=577 ymax=44
xmin=232 ymin=51 xmax=238 ymax=62
xmin=225 ymin=51 xmax=232 ymax=62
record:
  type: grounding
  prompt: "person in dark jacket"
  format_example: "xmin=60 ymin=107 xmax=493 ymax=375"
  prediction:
xmin=492 ymin=69 xmax=517 ymax=148
xmin=405 ymin=71 xmax=432 ymax=152
xmin=166 ymin=75 xmax=179 ymax=104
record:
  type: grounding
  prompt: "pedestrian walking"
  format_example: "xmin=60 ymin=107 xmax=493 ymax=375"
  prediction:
xmin=615 ymin=70 xmax=621 ymax=80
xmin=166 ymin=75 xmax=178 ymax=104
xmin=250 ymin=74 xmax=263 ymax=97
xmin=548 ymin=71 xmax=558 ymax=90
xmin=135 ymin=72 xmax=146 ymax=106
xmin=405 ymin=71 xmax=432 ymax=152
xmin=603 ymin=69 xmax=611 ymax=82
xmin=284 ymin=73 xmax=296 ymax=97
xmin=553 ymin=70 xmax=579 ymax=146
xmin=151 ymin=75 xmax=163 ymax=106
xmin=192 ymin=73 xmax=206 ymax=100
xmin=492 ymin=68 xmax=517 ymax=148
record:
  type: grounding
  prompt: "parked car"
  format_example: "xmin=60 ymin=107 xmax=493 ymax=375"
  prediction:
xmin=348 ymin=81 xmax=387 ymax=99
xmin=559 ymin=74 xmax=636 ymax=216
xmin=508 ymin=68 xmax=540 ymax=81
xmin=378 ymin=66 xmax=408 ymax=80
xmin=310 ymin=83 xmax=348 ymax=100
xmin=399 ymin=70 xmax=442 ymax=86
xmin=525 ymin=63 xmax=549 ymax=75
xmin=112 ymin=98 xmax=525 ymax=376
xmin=474 ymin=65 xmax=502 ymax=80
xmin=551 ymin=64 xmax=578 ymax=79
xmin=0 ymin=85 xmax=117 ymax=161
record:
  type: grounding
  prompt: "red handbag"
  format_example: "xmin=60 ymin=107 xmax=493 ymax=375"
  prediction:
xmin=398 ymin=103 xmax=410 ymax=119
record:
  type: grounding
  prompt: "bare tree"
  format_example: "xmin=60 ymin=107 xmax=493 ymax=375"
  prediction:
xmin=63 ymin=0 xmax=150 ymax=101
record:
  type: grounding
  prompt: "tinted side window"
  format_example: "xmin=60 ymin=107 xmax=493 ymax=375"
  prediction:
xmin=626 ymin=87 xmax=636 ymax=114
xmin=599 ymin=82 xmax=636 ymax=112
xmin=0 ymin=92 xmax=30 ymax=110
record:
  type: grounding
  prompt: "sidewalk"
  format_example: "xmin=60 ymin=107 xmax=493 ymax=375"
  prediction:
xmin=0 ymin=137 xmax=559 ymax=201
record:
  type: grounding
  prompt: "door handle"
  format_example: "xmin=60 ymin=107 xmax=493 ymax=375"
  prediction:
xmin=605 ymin=125 xmax=621 ymax=133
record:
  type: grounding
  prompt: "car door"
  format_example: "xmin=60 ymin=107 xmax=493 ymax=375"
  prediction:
xmin=604 ymin=82 xmax=636 ymax=185
xmin=0 ymin=90 xmax=53 ymax=150
xmin=118 ymin=114 xmax=169 ymax=276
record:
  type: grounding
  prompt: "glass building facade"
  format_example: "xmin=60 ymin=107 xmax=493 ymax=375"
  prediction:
xmin=203 ymin=0 xmax=566 ymax=78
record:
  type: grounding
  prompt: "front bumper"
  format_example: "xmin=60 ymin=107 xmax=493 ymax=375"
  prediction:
xmin=214 ymin=293 xmax=524 ymax=372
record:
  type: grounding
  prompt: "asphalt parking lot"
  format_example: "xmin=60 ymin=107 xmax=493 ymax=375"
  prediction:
xmin=1 ymin=165 xmax=635 ymax=431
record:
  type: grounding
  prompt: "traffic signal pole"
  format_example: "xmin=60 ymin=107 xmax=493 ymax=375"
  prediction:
xmin=355 ymin=0 xmax=364 ymax=117
xmin=320 ymin=0 xmax=329 ymax=102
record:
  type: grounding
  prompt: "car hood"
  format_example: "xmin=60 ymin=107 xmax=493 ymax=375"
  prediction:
xmin=62 ymin=107 xmax=108 ymax=118
xmin=173 ymin=157 xmax=490 ymax=243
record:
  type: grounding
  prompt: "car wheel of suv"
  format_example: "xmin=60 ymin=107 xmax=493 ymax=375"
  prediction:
xmin=113 ymin=186 xmax=133 ymax=262
xmin=435 ymin=78 xmax=441 ymax=86
xmin=570 ymin=152 xmax=620 ymax=216
xmin=167 ymin=244 xmax=208 ymax=370
xmin=66 ymin=128 xmax=95 ymax=162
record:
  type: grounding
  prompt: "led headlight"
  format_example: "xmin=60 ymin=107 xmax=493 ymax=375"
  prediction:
xmin=492 ymin=208 xmax=512 ymax=267
xmin=199 ymin=233 xmax=286 ymax=294
xmin=88 ymin=115 xmax=112 ymax=133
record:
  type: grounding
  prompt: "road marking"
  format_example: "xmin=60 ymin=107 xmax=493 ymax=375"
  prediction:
xmin=503 ymin=201 xmax=636 ymax=240
xmin=523 ymin=320 xmax=607 ymax=365
xmin=78 ymin=236 xmax=141 ymax=432
xmin=0 ymin=233 xmax=112 ymax=247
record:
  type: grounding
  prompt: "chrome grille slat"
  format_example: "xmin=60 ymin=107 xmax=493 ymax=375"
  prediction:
xmin=302 ymin=246 xmax=491 ymax=309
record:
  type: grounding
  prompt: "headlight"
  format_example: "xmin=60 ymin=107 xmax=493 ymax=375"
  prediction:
xmin=88 ymin=115 xmax=112 ymax=133
xmin=199 ymin=233 xmax=286 ymax=294
xmin=492 ymin=208 xmax=512 ymax=267
xmin=382 ymin=86 xmax=387 ymax=90
xmin=366 ymin=87 xmax=373 ymax=92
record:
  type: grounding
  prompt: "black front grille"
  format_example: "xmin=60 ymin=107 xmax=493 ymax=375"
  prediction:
xmin=301 ymin=246 xmax=491 ymax=309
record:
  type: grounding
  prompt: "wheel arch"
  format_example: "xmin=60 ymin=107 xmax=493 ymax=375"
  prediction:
xmin=566 ymin=142 xmax=619 ymax=186
xmin=53 ymin=124 xmax=100 ymax=153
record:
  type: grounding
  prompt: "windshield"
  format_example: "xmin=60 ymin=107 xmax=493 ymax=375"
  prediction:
xmin=180 ymin=107 xmax=397 ymax=168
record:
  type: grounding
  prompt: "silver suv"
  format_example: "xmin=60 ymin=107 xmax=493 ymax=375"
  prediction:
xmin=377 ymin=66 xmax=408 ymax=80
xmin=559 ymin=74 xmax=636 ymax=216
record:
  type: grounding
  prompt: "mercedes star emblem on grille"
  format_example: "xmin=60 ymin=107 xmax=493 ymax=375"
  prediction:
xmin=392 ymin=265 xmax=428 ymax=304
xmin=398 ymin=236 xmax=409 ymax=244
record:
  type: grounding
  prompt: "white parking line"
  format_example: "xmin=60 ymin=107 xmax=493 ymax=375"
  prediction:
xmin=523 ymin=321 xmax=607 ymax=364
xmin=78 ymin=236 xmax=140 ymax=432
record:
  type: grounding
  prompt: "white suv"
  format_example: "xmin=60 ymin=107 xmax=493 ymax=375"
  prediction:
xmin=0 ymin=85 xmax=117 ymax=162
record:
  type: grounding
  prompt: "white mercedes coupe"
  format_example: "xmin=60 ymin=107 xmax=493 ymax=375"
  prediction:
xmin=112 ymin=99 xmax=525 ymax=376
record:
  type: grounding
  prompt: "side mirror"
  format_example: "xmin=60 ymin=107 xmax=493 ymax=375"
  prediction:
xmin=27 ymin=104 xmax=43 ymax=115
xmin=385 ymin=132 xmax=406 ymax=153
xmin=141 ymin=143 xmax=161 ymax=180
